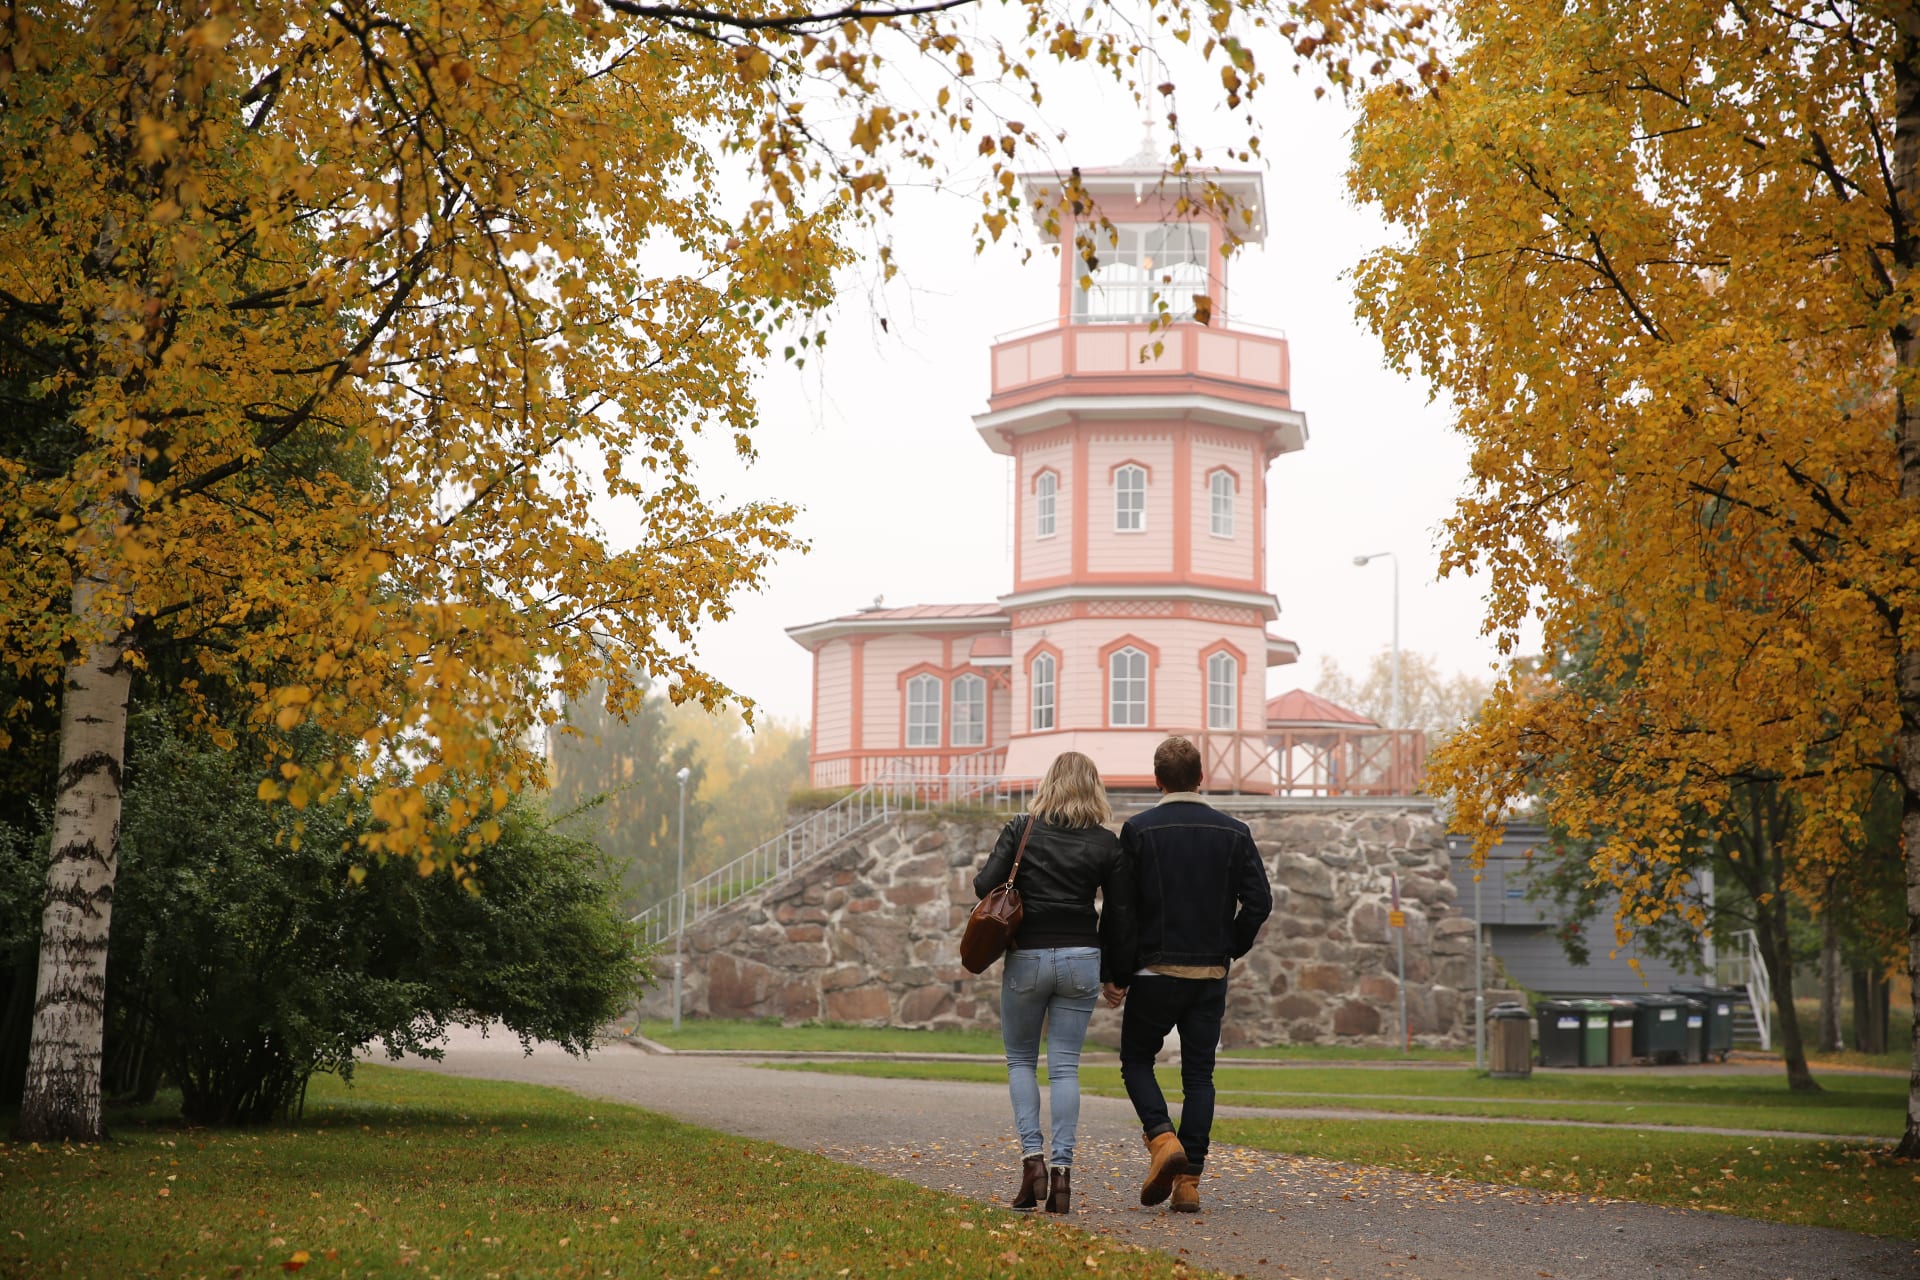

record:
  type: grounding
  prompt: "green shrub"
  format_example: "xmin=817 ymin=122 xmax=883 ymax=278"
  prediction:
xmin=92 ymin=724 xmax=646 ymax=1125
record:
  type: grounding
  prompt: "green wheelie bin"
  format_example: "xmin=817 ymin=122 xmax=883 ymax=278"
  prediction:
xmin=1631 ymin=993 xmax=1690 ymax=1063
xmin=1574 ymin=999 xmax=1613 ymax=1067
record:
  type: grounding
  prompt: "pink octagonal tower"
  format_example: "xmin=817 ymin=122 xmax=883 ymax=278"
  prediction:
xmin=790 ymin=151 xmax=1306 ymax=792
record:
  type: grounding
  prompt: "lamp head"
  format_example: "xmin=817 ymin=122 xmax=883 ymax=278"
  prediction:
xmin=1352 ymin=554 xmax=1370 ymax=566
xmin=676 ymin=767 xmax=691 ymax=785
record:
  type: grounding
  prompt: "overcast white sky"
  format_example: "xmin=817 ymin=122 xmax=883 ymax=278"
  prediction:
xmin=632 ymin=56 xmax=1516 ymax=728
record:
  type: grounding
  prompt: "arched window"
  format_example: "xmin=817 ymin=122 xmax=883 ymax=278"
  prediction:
xmin=906 ymin=674 xmax=942 ymax=747
xmin=1114 ymin=464 xmax=1146 ymax=532
xmin=1209 ymin=470 xmax=1236 ymax=538
xmin=951 ymin=674 xmax=986 ymax=747
xmin=1207 ymin=651 xmax=1238 ymax=730
xmin=1034 ymin=471 xmax=1057 ymax=538
xmin=1109 ymin=646 xmax=1148 ymax=726
xmin=1030 ymin=653 xmax=1056 ymax=732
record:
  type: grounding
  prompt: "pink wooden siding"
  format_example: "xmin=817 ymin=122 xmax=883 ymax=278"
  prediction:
xmin=1086 ymin=433 xmax=1174 ymax=573
xmin=860 ymin=633 xmax=945 ymax=747
xmin=989 ymin=321 xmax=1290 ymax=408
xmin=814 ymin=640 xmax=853 ymax=753
xmin=1190 ymin=431 xmax=1258 ymax=583
xmin=1008 ymin=616 xmax=1266 ymax=739
xmin=1020 ymin=438 xmax=1074 ymax=582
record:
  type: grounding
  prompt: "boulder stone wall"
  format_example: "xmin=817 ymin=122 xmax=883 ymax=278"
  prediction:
xmin=636 ymin=798 xmax=1517 ymax=1048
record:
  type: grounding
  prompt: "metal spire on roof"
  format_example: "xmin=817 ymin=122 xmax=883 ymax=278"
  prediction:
xmin=1124 ymin=117 xmax=1159 ymax=168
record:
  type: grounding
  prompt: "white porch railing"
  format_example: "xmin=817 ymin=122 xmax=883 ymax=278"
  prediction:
xmin=1717 ymin=928 xmax=1773 ymax=1051
xmin=629 ymin=766 xmax=1042 ymax=948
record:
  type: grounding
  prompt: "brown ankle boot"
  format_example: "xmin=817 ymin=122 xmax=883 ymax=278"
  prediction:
xmin=1010 ymin=1155 xmax=1047 ymax=1210
xmin=1170 ymin=1172 xmax=1200 ymax=1213
xmin=1140 ymin=1132 xmax=1189 ymax=1206
xmin=1046 ymin=1167 xmax=1071 ymax=1214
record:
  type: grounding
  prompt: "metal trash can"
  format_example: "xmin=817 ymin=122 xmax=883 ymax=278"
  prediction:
xmin=1630 ymin=993 xmax=1690 ymax=1063
xmin=1680 ymin=997 xmax=1707 ymax=1064
xmin=1536 ymin=999 xmax=1584 ymax=1068
xmin=1574 ymin=999 xmax=1613 ymax=1067
xmin=1670 ymin=984 xmax=1737 ymax=1062
xmin=1607 ymin=999 xmax=1636 ymax=1065
xmin=1489 ymin=1003 xmax=1532 ymax=1079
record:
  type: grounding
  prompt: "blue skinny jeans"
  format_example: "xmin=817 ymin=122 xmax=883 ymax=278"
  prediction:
xmin=999 ymin=945 xmax=1101 ymax=1168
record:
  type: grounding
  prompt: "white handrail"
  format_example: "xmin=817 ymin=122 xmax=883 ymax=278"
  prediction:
xmin=628 ymin=771 xmax=1043 ymax=948
xmin=1730 ymin=928 xmax=1773 ymax=1051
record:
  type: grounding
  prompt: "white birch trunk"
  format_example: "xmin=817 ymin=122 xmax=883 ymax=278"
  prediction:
xmin=14 ymin=565 xmax=132 ymax=1142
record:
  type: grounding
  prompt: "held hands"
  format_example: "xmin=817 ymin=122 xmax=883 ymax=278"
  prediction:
xmin=1102 ymin=982 xmax=1127 ymax=1009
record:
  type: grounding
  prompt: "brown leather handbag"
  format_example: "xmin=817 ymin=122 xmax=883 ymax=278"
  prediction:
xmin=960 ymin=816 xmax=1033 ymax=974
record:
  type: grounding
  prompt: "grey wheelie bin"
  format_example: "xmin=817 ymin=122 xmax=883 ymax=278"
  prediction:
xmin=1680 ymin=997 xmax=1707 ymax=1064
xmin=1670 ymin=984 xmax=1737 ymax=1061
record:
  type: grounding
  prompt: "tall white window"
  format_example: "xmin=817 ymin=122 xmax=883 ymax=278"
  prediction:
xmin=1030 ymin=653 xmax=1056 ymax=731
xmin=1109 ymin=647 xmax=1148 ymax=726
xmin=951 ymin=674 xmax=986 ymax=747
xmin=1114 ymin=465 xmax=1146 ymax=532
xmin=1207 ymin=651 xmax=1238 ymax=730
xmin=906 ymin=674 xmax=942 ymax=746
xmin=1072 ymin=223 xmax=1212 ymax=324
xmin=1209 ymin=470 xmax=1236 ymax=538
xmin=1034 ymin=471 xmax=1057 ymax=538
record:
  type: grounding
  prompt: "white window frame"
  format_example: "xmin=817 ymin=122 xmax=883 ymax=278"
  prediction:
xmin=906 ymin=673 xmax=943 ymax=747
xmin=1108 ymin=646 xmax=1148 ymax=727
xmin=950 ymin=673 xmax=986 ymax=747
xmin=1034 ymin=470 xmax=1057 ymax=538
xmin=1114 ymin=465 xmax=1147 ymax=533
xmin=1206 ymin=651 xmax=1238 ymax=730
xmin=1030 ymin=653 xmax=1056 ymax=732
xmin=1209 ymin=470 xmax=1236 ymax=539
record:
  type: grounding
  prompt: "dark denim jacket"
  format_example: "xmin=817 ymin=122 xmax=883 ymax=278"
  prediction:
xmin=1111 ymin=795 xmax=1272 ymax=979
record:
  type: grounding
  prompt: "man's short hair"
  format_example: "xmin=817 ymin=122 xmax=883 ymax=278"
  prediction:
xmin=1153 ymin=735 xmax=1203 ymax=792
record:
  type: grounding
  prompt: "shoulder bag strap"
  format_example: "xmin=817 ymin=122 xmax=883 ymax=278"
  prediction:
xmin=1003 ymin=815 xmax=1035 ymax=888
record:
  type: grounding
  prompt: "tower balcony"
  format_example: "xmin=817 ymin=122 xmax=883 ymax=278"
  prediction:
xmin=977 ymin=317 xmax=1303 ymax=455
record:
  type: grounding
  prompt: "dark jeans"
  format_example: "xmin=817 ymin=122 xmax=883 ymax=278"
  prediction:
xmin=1118 ymin=973 xmax=1228 ymax=1173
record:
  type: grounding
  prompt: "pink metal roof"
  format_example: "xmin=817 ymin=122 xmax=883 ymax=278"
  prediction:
xmin=1265 ymin=689 xmax=1378 ymax=729
xmin=839 ymin=603 xmax=1002 ymax=622
xmin=969 ymin=634 xmax=1012 ymax=659
xmin=786 ymin=602 xmax=1010 ymax=651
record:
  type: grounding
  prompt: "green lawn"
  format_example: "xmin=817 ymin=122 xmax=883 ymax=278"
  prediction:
xmin=633 ymin=1016 xmax=1476 ymax=1061
xmin=761 ymin=1060 xmax=1907 ymax=1137
xmin=0 ymin=1065 xmax=1211 ymax=1278
xmin=1216 ymin=1118 xmax=1918 ymax=1241
xmin=634 ymin=1017 xmax=1007 ymax=1054
xmin=1218 ymin=1043 xmax=1473 ymax=1062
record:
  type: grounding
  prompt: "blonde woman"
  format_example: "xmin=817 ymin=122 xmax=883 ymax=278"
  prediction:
xmin=972 ymin=751 xmax=1134 ymax=1215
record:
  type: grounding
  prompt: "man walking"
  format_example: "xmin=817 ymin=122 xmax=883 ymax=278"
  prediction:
xmin=1102 ymin=736 xmax=1273 ymax=1213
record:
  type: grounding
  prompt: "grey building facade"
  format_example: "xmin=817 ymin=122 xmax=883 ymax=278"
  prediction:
xmin=1447 ymin=825 xmax=1709 ymax=997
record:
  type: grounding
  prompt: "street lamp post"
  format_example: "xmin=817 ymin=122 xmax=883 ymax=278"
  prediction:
xmin=1351 ymin=552 xmax=1401 ymax=730
xmin=673 ymin=765 xmax=690 ymax=1033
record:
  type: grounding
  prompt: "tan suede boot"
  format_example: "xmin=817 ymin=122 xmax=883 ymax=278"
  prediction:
xmin=1170 ymin=1172 xmax=1200 ymax=1213
xmin=1140 ymin=1132 xmax=1189 ymax=1206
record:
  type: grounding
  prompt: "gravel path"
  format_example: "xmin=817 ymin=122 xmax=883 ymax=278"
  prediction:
xmin=386 ymin=1029 xmax=1919 ymax=1280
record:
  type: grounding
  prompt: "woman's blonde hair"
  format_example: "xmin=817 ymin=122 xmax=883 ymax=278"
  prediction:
xmin=1029 ymin=751 xmax=1112 ymax=828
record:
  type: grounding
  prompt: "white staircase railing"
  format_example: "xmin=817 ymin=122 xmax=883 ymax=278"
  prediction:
xmin=629 ymin=769 xmax=1042 ymax=948
xmin=1720 ymin=928 xmax=1773 ymax=1051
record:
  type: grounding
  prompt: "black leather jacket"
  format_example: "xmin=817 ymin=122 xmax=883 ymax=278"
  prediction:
xmin=973 ymin=814 xmax=1133 ymax=983
xmin=1111 ymin=796 xmax=1272 ymax=979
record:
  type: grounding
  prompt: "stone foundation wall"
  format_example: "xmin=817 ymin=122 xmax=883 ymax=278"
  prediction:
xmin=637 ymin=798 xmax=1517 ymax=1047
